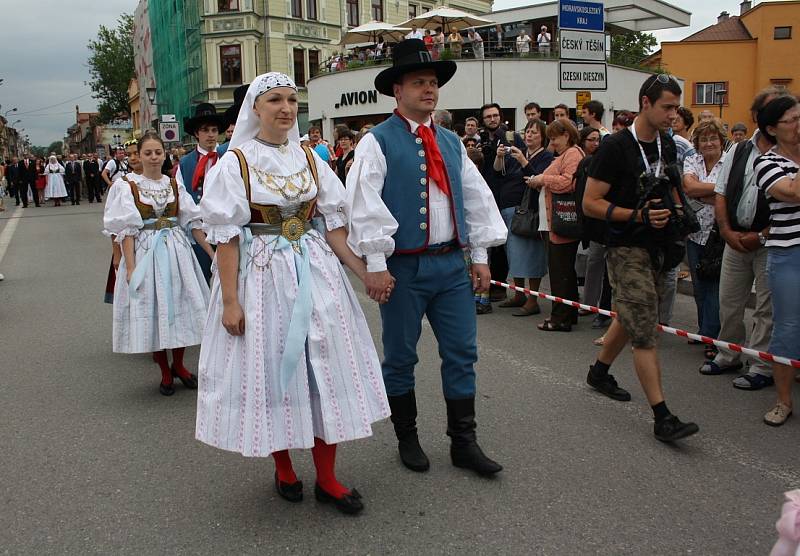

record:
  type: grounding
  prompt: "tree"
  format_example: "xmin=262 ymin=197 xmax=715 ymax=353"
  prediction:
xmin=609 ymin=31 xmax=658 ymax=67
xmin=46 ymin=141 xmax=63 ymax=155
xmin=87 ymin=14 xmax=135 ymax=123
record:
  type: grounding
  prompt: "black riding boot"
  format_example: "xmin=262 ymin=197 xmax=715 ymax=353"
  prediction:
xmin=445 ymin=397 xmax=503 ymax=476
xmin=387 ymin=390 xmax=430 ymax=472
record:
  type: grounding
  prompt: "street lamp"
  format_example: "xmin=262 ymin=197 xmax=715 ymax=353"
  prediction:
xmin=3 ymin=107 xmax=17 ymax=118
xmin=146 ymin=87 xmax=157 ymax=104
xmin=715 ymin=88 xmax=727 ymax=119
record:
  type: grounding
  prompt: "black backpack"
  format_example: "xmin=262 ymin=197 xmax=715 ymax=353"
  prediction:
xmin=574 ymin=154 xmax=607 ymax=246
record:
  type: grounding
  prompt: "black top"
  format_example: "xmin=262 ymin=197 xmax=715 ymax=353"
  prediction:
xmin=336 ymin=150 xmax=354 ymax=184
xmin=481 ymin=128 xmax=528 ymax=210
xmin=588 ymin=128 xmax=678 ymax=247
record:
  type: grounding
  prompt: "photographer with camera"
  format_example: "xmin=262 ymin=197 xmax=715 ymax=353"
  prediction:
xmin=582 ymin=74 xmax=700 ymax=442
xmin=479 ymin=103 xmax=527 ymax=302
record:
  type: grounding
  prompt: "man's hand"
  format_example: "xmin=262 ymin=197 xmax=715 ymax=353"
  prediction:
xmin=720 ymin=227 xmax=747 ymax=252
xmin=739 ymin=231 xmax=762 ymax=252
xmin=641 ymin=199 xmax=671 ymax=229
xmin=470 ymin=263 xmax=491 ymax=293
xmin=364 ymin=270 xmax=395 ymax=304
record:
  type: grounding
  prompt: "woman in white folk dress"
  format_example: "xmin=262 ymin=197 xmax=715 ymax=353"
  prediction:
xmin=195 ymin=73 xmax=390 ymax=515
xmin=43 ymin=155 xmax=67 ymax=206
xmin=103 ymin=132 xmax=213 ymax=396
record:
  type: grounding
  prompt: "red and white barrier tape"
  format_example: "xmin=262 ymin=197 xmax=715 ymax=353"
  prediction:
xmin=490 ymin=279 xmax=800 ymax=369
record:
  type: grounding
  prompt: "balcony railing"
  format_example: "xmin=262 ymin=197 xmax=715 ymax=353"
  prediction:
xmin=316 ymin=40 xmax=652 ymax=76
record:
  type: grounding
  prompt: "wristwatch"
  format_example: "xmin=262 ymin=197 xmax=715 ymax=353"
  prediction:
xmin=758 ymin=232 xmax=768 ymax=245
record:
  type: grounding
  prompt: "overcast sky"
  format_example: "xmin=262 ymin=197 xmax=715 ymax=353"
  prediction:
xmin=0 ymin=0 xmax=770 ymax=146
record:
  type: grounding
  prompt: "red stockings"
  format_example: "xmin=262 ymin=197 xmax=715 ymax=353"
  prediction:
xmin=311 ymin=437 xmax=349 ymax=499
xmin=153 ymin=350 xmax=171 ymax=385
xmin=272 ymin=450 xmax=298 ymax=484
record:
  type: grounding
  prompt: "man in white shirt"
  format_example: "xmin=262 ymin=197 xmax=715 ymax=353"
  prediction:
xmin=581 ymin=100 xmax=610 ymax=139
xmin=346 ymin=40 xmax=506 ymax=477
xmin=537 ymin=25 xmax=551 ymax=55
xmin=405 ymin=25 xmax=424 ymax=40
xmin=516 ymin=29 xmax=531 ymax=54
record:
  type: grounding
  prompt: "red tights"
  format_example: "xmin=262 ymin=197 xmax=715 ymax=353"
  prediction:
xmin=152 ymin=348 xmax=193 ymax=385
xmin=272 ymin=438 xmax=349 ymax=499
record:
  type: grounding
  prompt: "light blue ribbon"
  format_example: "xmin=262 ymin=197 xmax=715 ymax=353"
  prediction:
xmin=240 ymin=227 xmax=313 ymax=393
xmin=128 ymin=217 xmax=178 ymax=325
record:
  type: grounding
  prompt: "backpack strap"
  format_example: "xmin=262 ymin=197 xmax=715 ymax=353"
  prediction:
xmin=231 ymin=148 xmax=251 ymax=202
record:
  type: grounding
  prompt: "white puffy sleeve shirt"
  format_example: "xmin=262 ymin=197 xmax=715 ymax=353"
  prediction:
xmin=200 ymin=139 xmax=347 ymax=245
xmin=103 ymin=174 xmax=202 ymax=241
xmin=345 ymin=124 xmax=507 ymax=272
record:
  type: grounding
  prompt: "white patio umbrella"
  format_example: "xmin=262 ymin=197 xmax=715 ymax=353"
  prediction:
xmin=400 ymin=7 xmax=494 ymax=34
xmin=341 ymin=20 xmax=411 ymax=46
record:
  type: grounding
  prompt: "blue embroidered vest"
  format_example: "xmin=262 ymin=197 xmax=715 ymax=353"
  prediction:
xmin=370 ymin=114 xmax=467 ymax=253
xmin=179 ymin=150 xmax=201 ymax=204
xmin=217 ymin=142 xmax=230 ymax=156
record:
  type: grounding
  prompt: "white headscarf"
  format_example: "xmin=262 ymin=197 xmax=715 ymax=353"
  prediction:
xmin=47 ymin=155 xmax=62 ymax=171
xmin=228 ymin=72 xmax=300 ymax=151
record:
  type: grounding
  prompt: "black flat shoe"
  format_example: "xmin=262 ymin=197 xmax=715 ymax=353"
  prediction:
xmin=314 ymin=483 xmax=363 ymax=515
xmin=171 ymin=366 xmax=198 ymax=389
xmin=275 ymin=472 xmax=303 ymax=502
xmin=159 ymin=381 xmax=175 ymax=396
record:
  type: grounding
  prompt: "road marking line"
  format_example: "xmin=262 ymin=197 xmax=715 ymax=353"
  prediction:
xmin=0 ymin=206 xmax=23 ymax=268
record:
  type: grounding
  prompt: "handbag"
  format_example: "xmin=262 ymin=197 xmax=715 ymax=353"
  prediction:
xmin=510 ymin=185 xmax=540 ymax=238
xmin=550 ymin=189 xmax=583 ymax=239
xmin=695 ymin=225 xmax=725 ymax=281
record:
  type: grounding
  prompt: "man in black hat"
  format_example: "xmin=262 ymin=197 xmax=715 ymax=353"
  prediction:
xmin=345 ymin=39 xmax=507 ymax=477
xmin=178 ymin=103 xmax=227 ymax=282
xmin=217 ymin=84 xmax=248 ymax=156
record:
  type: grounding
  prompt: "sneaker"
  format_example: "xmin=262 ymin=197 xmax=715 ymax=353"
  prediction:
xmin=654 ymin=415 xmax=699 ymax=442
xmin=586 ymin=368 xmax=631 ymax=401
xmin=476 ymin=302 xmax=493 ymax=315
xmin=764 ymin=402 xmax=792 ymax=427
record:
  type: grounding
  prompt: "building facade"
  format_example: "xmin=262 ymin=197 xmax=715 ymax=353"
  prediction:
xmin=139 ymin=0 xmax=491 ymax=141
xmin=128 ymin=78 xmax=142 ymax=137
xmin=646 ymin=0 xmax=800 ymax=130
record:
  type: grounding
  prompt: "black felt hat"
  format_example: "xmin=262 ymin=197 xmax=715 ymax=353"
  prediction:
xmin=224 ymin=84 xmax=249 ymax=127
xmin=374 ymin=39 xmax=457 ymax=97
xmin=184 ymin=103 xmax=228 ymax=136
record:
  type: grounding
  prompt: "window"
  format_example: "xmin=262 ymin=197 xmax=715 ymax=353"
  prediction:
xmin=307 ymin=0 xmax=317 ymax=20
xmin=408 ymin=3 xmax=417 ymax=18
xmin=294 ymin=48 xmax=306 ymax=87
xmin=220 ymin=45 xmax=242 ymax=85
xmin=694 ymin=82 xmax=727 ymax=105
xmin=309 ymin=50 xmax=320 ymax=78
xmin=218 ymin=0 xmax=239 ymax=11
xmin=291 ymin=0 xmax=302 ymax=18
xmin=371 ymin=0 xmax=383 ymax=21
xmin=774 ymin=26 xmax=792 ymax=40
xmin=347 ymin=0 xmax=359 ymax=27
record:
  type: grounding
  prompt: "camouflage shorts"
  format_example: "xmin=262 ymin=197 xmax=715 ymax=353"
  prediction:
xmin=606 ymin=246 xmax=669 ymax=349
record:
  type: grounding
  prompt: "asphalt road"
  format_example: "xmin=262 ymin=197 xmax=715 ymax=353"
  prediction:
xmin=1 ymin=202 xmax=797 ymax=555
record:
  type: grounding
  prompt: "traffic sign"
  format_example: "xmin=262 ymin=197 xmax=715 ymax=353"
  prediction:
xmin=160 ymin=122 xmax=180 ymax=142
xmin=558 ymin=0 xmax=604 ymax=33
xmin=161 ymin=114 xmax=177 ymax=123
xmin=560 ymin=29 xmax=606 ymax=61
xmin=559 ymin=62 xmax=607 ymax=91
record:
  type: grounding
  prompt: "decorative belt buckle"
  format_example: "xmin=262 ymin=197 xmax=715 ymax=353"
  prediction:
xmin=155 ymin=217 xmax=172 ymax=230
xmin=281 ymin=216 xmax=305 ymax=241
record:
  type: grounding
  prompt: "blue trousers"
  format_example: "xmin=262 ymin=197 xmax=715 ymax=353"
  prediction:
xmin=193 ymin=243 xmax=213 ymax=285
xmin=687 ymin=240 xmax=721 ymax=338
xmin=380 ymin=249 xmax=478 ymax=399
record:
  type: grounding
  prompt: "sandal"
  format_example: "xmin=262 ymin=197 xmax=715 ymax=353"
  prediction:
xmin=732 ymin=372 xmax=774 ymax=390
xmin=578 ymin=309 xmax=593 ymax=317
xmin=678 ymin=270 xmax=690 ymax=280
xmin=499 ymin=296 xmax=526 ymax=308
xmin=512 ymin=305 xmax=541 ymax=317
xmin=537 ymin=319 xmax=572 ymax=332
xmin=698 ymin=361 xmax=743 ymax=376
xmin=703 ymin=345 xmax=718 ymax=360
xmin=593 ymin=335 xmax=605 ymax=346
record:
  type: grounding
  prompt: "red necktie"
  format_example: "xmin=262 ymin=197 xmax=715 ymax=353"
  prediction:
xmin=417 ymin=124 xmax=451 ymax=197
xmin=192 ymin=150 xmax=218 ymax=191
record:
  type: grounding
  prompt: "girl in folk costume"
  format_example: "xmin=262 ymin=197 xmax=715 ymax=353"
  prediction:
xmin=196 ymin=73 xmax=390 ymax=515
xmin=43 ymin=155 xmax=67 ymax=206
xmin=103 ymin=132 xmax=212 ymax=396
xmin=104 ymin=140 xmax=142 ymax=304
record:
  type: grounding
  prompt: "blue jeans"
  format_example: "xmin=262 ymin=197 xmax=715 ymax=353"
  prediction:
xmin=686 ymin=240 xmax=721 ymax=338
xmin=767 ymin=245 xmax=800 ymax=360
xmin=380 ymin=249 xmax=477 ymax=399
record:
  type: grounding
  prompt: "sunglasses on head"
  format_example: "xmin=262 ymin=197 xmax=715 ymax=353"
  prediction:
xmin=644 ymin=73 xmax=677 ymax=94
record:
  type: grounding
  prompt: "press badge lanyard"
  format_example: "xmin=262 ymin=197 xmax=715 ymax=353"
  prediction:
xmin=629 ymin=118 xmax=662 ymax=177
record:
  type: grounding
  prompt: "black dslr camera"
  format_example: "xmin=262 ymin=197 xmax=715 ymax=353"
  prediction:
xmin=638 ymin=164 xmax=700 ymax=237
